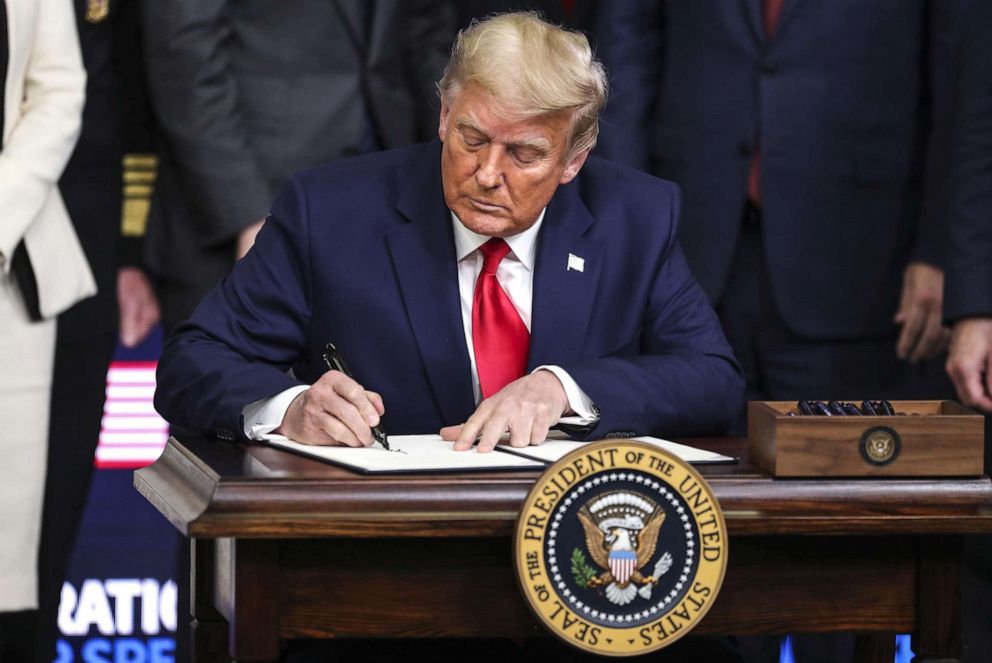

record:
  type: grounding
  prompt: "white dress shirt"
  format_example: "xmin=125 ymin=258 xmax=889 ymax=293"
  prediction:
xmin=243 ymin=210 xmax=599 ymax=438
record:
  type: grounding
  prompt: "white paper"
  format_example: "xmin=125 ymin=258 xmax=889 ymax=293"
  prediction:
xmin=498 ymin=435 xmax=735 ymax=465
xmin=260 ymin=433 xmax=546 ymax=473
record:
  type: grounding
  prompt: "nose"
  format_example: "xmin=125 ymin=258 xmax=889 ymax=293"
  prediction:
xmin=474 ymin=146 xmax=503 ymax=190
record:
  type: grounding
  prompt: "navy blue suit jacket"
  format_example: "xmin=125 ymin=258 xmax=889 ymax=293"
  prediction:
xmin=595 ymin=0 xmax=967 ymax=339
xmin=945 ymin=0 xmax=992 ymax=322
xmin=154 ymin=141 xmax=743 ymax=441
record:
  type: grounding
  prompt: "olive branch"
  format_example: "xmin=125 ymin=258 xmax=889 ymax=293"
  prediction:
xmin=571 ymin=548 xmax=598 ymax=586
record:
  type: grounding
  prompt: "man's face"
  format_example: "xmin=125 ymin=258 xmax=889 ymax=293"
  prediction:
xmin=438 ymin=83 xmax=590 ymax=237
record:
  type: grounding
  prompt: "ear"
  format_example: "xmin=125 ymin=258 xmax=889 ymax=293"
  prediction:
xmin=559 ymin=148 xmax=591 ymax=185
xmin=438 ymin=96 xmax=451 ymax=141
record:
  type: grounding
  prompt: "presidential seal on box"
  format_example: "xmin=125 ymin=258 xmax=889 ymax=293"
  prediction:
xmin=514 ymin=440 xmax=727 ymax=656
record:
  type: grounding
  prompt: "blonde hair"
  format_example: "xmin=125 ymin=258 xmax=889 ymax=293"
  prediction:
xmin=437 ymin=12 xmax=607 ymax=160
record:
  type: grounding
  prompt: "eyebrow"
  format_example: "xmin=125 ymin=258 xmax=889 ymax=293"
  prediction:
xmin=455 ymin=117 xmax=552 ymax=152
xmin=455 ymin=118 xmax=489 ymax=138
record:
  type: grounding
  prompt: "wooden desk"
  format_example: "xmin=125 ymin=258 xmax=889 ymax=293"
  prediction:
xmin=134 ymin=436 xmax=992 ymax=662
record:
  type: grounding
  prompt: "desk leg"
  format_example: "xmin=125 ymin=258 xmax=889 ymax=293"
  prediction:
xmin=913 ymin=536 xmax=962 ymax=663
xmin=191 ymin=538 xmax=230 ymax=663
xmin=855 ymin=634 xmax=896 ymax=663
xmin=224 ymin=539 xmax=281 ymax=662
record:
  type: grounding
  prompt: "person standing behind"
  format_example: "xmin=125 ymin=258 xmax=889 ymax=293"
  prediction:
xmin=456 ymin=1 xmax=595 ymax=32
xmin=944 ymin=5 xmax=992 ymax=658
xmin=594 ymin=2 xmax=967 ymax=661
xmin=32 ymin=1 xmax=161 ymax=661
xmin=594 ymin=1 xmax=963 ymax=432
xmin=141 ymin=0 xmax=456 ymax=331
xmin=945 ymin=0 xmax=992 ymax=416
xmin=0 ymin=0 xmax=91 ymax=658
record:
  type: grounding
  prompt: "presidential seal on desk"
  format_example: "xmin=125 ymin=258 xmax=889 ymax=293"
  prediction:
xmin=514 ymin=440 xmax=727 ymax=656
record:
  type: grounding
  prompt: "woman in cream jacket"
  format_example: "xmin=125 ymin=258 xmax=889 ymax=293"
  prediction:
xmin=0 ymin=0 xmax=94 ymax=649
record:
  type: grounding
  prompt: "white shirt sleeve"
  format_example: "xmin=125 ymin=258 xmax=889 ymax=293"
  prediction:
xmin=534 ymin=365 xmax=600 ymax=425
xmin=242 ymin=385 xmax=310 ymax=439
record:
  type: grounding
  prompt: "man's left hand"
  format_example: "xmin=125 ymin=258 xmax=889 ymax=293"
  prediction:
xmin=118 ymin=267 xmax=161 ymax=348
xmin=440 ymin=371 xmax=569 ymax=453
xmin=894 ymin=262 xmax=950 ymax=362
xmin=946 ymin=317 xmax=992 ymax=413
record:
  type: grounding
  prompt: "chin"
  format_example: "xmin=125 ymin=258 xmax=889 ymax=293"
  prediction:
xmin=456 ymin=208 xmax=513 ymax=237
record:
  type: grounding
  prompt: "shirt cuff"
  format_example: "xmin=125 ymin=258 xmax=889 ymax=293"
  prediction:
xmin=242 ymin=385 xmax=310 ymax=439
xmin=533 ymin=365 xmax=600 ymax=425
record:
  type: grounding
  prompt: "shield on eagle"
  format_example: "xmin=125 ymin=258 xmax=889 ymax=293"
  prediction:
xmin=609 ymin=549 xmax=638 ymax=584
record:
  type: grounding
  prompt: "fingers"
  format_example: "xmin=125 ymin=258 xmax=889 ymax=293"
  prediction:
xmin=948 ymin=357 xmax=992 ymax=412
xmin=451 ymin=373 xmax=568 ymax=452
xmin=317 ymin=388 xmax=376 ymax=445
xmin=985 ymin=352 xmax=992 ymax=406
xmin=946 ymin=320 xmax=992 ymax=413
xmin=119 ymin=305 xmax=140 ymax=348
xmin=909 ymin=310 xmax=948 ymax=363
xmin=452 ymin=403 xmax=489 ymax=451
xmin=896 ymin=263 xmax=945 ymax=362
xmin=366 ymin=391 xmax=386 ymax=417
xmin=325 ymin=376 xmax=381 ymax=430
xmin=122 ymin=299 xmax=161 ymax=348
xmin=306 ymin=406 xmax=364 ymax=447
xmin=117 ymin=268 xmax=162 ymax=348
xmin=282 ymin=372 xmax=385 ymax=446
xmin=895 ymin=303 xmax=926 ymax=361
xmin=440 ymin=425 xmax=463 ymax=442
xmin=478 ymin=414 xmax=511 ymax=453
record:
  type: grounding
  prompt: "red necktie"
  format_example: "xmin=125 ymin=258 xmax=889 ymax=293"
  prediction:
xmin=472 ymin=238 xmax=530 ymax=399
xmin=747 ymin=0 xmax=785 ymax=205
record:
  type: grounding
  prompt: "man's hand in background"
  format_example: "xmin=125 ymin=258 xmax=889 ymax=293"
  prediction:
xmin=117 ymin=267 xmax=161 ymax=348
xmin=946 ymin=317 xmax=992 ymax=413
xmin=894 ymin=262 xmax=950 ymax=362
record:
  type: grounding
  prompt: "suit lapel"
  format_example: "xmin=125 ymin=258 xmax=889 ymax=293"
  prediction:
xmin=528 ymin=179 xmax=602 ymax=371
xmin=388 ymin=142 xmax=476 ymax=425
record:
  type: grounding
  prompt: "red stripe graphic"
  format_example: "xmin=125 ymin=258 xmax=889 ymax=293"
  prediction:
xmin=96 ymin=361 xmax=169 ymax=469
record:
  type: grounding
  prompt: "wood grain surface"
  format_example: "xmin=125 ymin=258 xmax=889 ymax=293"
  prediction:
xmin=134 ymin=436 xmax=992 ymax=539
xmin=133 ymin=434 xmax=989 ymax=662
xmin=748 ymin=401 xmax=985 ymax=478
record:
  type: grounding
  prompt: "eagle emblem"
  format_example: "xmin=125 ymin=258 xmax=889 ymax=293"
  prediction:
xmin=574 ymin=490 xmax=673 ymax=606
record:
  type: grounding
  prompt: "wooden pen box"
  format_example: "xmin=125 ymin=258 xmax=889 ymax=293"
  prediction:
xmin=747 ymin=400 xmax=985 ymax=478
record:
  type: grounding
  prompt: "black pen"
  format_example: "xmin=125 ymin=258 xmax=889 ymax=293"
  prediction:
xmin=322 ymin=342 xmax=390 ymax=450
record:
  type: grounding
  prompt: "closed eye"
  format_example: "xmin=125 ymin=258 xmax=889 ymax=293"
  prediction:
xmin=458 ymin=125 xmax=489 ymax=149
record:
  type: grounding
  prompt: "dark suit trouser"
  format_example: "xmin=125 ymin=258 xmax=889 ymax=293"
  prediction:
xmin=33 ymin=332 xmax=114 ymax=663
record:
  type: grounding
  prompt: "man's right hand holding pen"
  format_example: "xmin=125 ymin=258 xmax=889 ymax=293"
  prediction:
xmin=274 ymin=371 xmax=386 ymax=448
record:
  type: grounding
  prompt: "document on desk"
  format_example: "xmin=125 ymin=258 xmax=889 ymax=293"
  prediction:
xmin=496 ymin=436 xmax=737 ymax=465
xmin=259 ymin=433 xmax=546 ymax=474
xmin=259 ymin=433 xmax=735 ymax=473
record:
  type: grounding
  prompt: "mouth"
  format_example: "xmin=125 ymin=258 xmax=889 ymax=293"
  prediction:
xmin=467 ymin=197 xmax=506 ymax=213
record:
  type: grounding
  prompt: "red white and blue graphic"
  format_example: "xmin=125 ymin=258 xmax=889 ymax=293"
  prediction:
xmin=608 ymin=550 xmax=637 ymax=585
xmin=56 ymin=330 xmax=181 ymax=663
xmin=97 ymin=361 xmax=169 ymax=469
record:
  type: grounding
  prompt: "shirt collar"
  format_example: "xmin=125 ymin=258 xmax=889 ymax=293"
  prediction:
xmin=451 ymin=208 xmax=546 ymax=271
